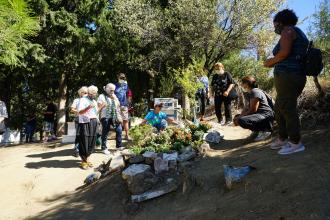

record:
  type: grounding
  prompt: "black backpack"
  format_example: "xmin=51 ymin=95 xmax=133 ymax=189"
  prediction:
xmin=303 ymin=41 xmax=324 ymax=76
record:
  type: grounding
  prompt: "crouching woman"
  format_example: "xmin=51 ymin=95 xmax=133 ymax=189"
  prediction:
xmin=234 ymin=76 xmax=274 ymax=141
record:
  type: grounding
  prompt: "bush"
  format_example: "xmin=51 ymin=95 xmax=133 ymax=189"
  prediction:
xmin=172 ymin=127 xmax=192 ymax=146
xmin=129 ymin=124 xmax=154 ymax=146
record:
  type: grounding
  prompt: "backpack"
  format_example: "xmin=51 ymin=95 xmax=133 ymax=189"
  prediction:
xmin=303 ymin=41 xmax=324 ymax=76
xmin=263 ymin=91 xmax=275 ymax=111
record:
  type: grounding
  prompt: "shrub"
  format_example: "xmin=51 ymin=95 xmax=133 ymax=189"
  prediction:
xmin=129 ymin=124 xmax=154 ymax=146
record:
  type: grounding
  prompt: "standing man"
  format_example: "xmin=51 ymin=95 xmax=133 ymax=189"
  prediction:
xmin=98 ymin=83 xmax=123 ymax=155
xmin=0 ymin=98 xmax=10 ymax=146
xmin=43 ymin=101 xmax=57 ymax=142
xmin=115 ymin=73 xmax=132 ymax=141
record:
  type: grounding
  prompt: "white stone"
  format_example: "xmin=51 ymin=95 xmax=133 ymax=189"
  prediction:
xmin=110 ymin=155 xmax=125 ymax=171
xmin=142 ymin=151 xmax=158 ymax=159
xmin=122 ymin=164 xmax=151 ymax=180
xmin=162 ymin=152 xmax=178 ymax=161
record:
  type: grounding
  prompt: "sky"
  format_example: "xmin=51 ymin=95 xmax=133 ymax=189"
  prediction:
xmin=286 ymin=0 xmax=323 ymax=33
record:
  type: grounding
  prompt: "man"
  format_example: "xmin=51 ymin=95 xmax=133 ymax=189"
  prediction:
xmin=141 ymin=103 xmax=177 ymax=131
xmin=196 ymin=71 xmax=209 ymax=121
xmin=43 ymin=101 xmax=57 ymax=142
xmin=0 ymin=98 xmax=10 ymax=146
xmin=115 ymin=73 xmax=132 ymax=140
xmin=98 ymin=83 xmax=123 ymax=155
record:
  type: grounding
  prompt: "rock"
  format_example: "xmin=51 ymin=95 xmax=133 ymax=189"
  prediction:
xmin=129 ymin=155 xmax=145 ymax=164
xmin=198 ymin=142 xmax=211 ymax=154
xmin=122 ymin=164 xmax=151 ymax=180
xmin=131 ymin=180 xmax=178 ymax=203
xmin=122 ymin=164 xmax=159 ymax=194
xmin=84 ymin=172 xmax=102 ymax=185
xmin=162 ymin=152 xmax=178 ymax=161
xmin=203 ymin=130 xmax=224 ymax=144
xmin=178 ymin=150 xmax=196 ymax=162
xmin=178 ymin=161 xmax=192 ymax=172
xmin=168 ymin=160 xmax=177 ymax=171
xmin=143 ymin=151 xmax=158 ymax=165
xmin=179 ymin=146 xmax=192 ymax=154
xmin=110 ymin=155 xmax=125 ymax=171
xmin=121 ymin=149 xmax=135 ymax=157
xmin=154 ymin=157 xmax=169 ymax=174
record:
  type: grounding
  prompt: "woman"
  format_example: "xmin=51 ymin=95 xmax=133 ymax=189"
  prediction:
xmin=98 ymin=83 xmax=123 ymax=155
xmin=264 ymin=9 xmax=308 ymax=155
xmin=77 ymin=85 xmax=99 ymax=169
xmin=71 ymin=86 xmax=88 ymax=157
xmin=234 ymin=76 xmax=274 ymax=141
xmin=210 ymin=62 xmax=235 ymax=125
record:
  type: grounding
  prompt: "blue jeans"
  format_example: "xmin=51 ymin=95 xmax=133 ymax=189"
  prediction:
xmin=25 ymin=124 xmax=36 ymax=142
xmin=101 ymin=118 xmax=122 ymax=149
xmin=154 ymin=120 xmax=167 ymax=131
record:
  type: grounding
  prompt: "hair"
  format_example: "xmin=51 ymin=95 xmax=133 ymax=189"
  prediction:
xmin=104 ymin=83 xmax=116 ymax=93
xmin=214 ymin=62 xmax=224 ymax=69
xmin=78 ymin=86 xmax=88 ymax=96
xmin=118 ymin=73 xmax=126 ymax=79
xmin=88 ymin=85 xmax=98 ymax=95
xmin=273 ymin=9 xmax=298 ymax=26
xmin=241 ymin=76 xmax=258 ymax=89
xmin=154 ymin=102 xmax=164 ymax=108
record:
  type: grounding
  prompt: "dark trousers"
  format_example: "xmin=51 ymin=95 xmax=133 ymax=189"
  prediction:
xmin=214 ymin=95 xmax=232 ymax=123
xmin=78 ymin=119 xmax=98 ymax=161
xmin=274 ymin=73 xmax=306 ymax=143
xmin=101 ymin=118 xmax=122 ymax=149
xmin=238 ymin=113 xmax=273 ymax=132
xmin=25 ymin=125 xmax=35 ymax=142
xmin=74 ymin=119 xmax=79 ymax=153
xmin=196 ymin=92 xmax=206 ymax=116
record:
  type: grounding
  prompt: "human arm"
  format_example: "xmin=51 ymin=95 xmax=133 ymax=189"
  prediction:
xmin=240 ymin=98 xmax=259 ymax=117
xmin=264 ymin=27 xmax=296 ymax=68
xmin=223 ymin=84 xmax=235 ymax=97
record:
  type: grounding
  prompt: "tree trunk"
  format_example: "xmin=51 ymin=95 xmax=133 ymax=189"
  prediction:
xmin=313 ymin=76 xmax=324 ymax=97
xmin=57 ymin=71 xmax=67 ymax=136
xmin=182 ymin=93 xmax=190 ymax=119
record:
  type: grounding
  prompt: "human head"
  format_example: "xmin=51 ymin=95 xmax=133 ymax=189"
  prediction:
xmin=78 ymin=86 xmax=88 ymax=97
xmin=273 ymin=9 xmax=298 ymax=34
xmin=214 ymin=62 xmax=225 ymax=75
xmin=88 ymin=85 xmax=98 ymax=99
xmin=241 ymin=76 xmax=258 ymax=92
xmin=118 ymin=73 xmax=127 ymax=84
xmin=104 ymin=83 xmax=116 ymax=96
xmin=154 ymin=103 xmax=163 ymax=114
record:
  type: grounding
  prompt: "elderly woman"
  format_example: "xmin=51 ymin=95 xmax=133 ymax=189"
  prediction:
xmin=234 ymin=76 xmax=274 ymax=141
xmin=70 ymin=86 xmax=88 ymax=157
xmin=97 ymin=83 xmax=123 ymax=155
xmin=77 ymin=85 xmax=99 ymax=169
xmin=264 ymin=9 xmax=308 ymax=155
xmin=210 ymin=62 xmax=236 ymax=125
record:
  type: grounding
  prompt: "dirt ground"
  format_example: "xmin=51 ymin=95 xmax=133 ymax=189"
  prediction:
xmin=1 ymin=123 xmax=330 ymax=220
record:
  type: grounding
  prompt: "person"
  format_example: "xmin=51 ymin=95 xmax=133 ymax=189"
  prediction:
xmin=210 ymin=62 xmax=236 ymax=125
xmin=70 ymin=86 xmax=88 ymax=157
xmin=25 ymin=113 xmax=37 ymax=143
xmin=98 ymin=83 xmax=123 ymax=155
xmin=115 ymin=73 xmax=132 ymax=141
xmin=141 ymin=103 xmax=177 ymax=131
xmin=264 ymin=9 xmax=308 ymax=155
xmin=233 ymin=76 xmax=274 ymax=141
xmin=77 ymin=85 xmax=99 ymax=169
xmin=42 ymin=101 xmax=57 ymax=142
xmin=196 ymin=71 xmax=209 ymax=121
xmin=0 ymin=98 xmax=10 ymax=146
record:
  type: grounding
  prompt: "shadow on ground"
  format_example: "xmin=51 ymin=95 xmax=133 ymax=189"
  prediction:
xmin=24 ymin=127 xmax=330 ymax=220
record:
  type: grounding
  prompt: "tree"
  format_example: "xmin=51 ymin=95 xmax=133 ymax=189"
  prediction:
xmin=0 ymin=0 xmax=40 ymax=66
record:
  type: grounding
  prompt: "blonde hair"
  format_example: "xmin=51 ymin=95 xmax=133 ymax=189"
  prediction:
xmin=88 ymin=85 xmax=98 ymax=95
xmin=214 ymin=62 xmax=224 ymax=69
xmin=78 ymin=86 xmax=88 ymax=97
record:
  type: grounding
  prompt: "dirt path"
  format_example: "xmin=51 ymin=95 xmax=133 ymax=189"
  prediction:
xmin=1 ymin=124 xmax=330 ymax=220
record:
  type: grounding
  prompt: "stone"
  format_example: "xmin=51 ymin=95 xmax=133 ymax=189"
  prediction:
xmin=179 ymin=146 xmax=192 ymax=154
xmin=198 ymin=143 xmax=211 ymax=154
xmin=84 ymin=172 xmax=102 ymax=185
xmin=178 ymin=150 xmax=196 ymax=162
xmin=131 ymin=180 xmax=178 ymax=203
xmin=203 ymin=130 xmax=224 ymax=144
xmin=121 ymin=149 xmax=135 ymax=157
xmin=168 ymin=160 xmax=177 ymax=171
xmin=162 ymin=152 xmax=178 ymax=161
xmin=154 ymin=157 xmax=169 ymax=174
xmin=143 ymin=151 xmax=158 ymax=165
xmin=122 ymin=164 xmax=151 ymax=180
xmin=129 ymin=155 xmax=145 ymax=164
xmin=110 ymin=155 xmax=125 ymax=171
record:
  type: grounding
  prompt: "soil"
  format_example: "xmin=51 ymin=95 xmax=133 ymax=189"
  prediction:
xmin=1 ymin=122 xmax=330 ymax=220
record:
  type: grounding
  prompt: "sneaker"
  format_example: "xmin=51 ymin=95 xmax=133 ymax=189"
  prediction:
xmin=278 ymin=142 xmax=305 ymax=155
xmin=102 ymin=149 xmax=111 ymax=155
xmin=270 ymin=138 xmax=288 ymax=150
xmin=254 ymin=132 xmax=272 ymax=142
xmin=126 ymin=136 xmax=132 ymax=141
xmin=80 ymin=162 xmax=89 ymax=170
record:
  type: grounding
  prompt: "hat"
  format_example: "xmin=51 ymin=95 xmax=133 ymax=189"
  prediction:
xmin=154 ymin=102 xmax=164 ymax=108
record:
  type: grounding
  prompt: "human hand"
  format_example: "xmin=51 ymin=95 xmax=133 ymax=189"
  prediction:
xmin=223 ymin=91 xmax=229 ymax=97
xmin=264 ymin=59 xmax=274 ymax=68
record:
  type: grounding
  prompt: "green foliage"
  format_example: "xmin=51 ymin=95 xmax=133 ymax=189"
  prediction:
xmin=129 ymin=124 xmax=154 ymax=146
xmin=172 ymin=127 xmax=192 ymax=146
xmin=192 ymin=130 xmax=205 ymax=142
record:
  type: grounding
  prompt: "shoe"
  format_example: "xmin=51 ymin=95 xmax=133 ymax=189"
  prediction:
xmin=102 ymin=149 xmax=111 ymax=155
xmin=80 ymin=162 xmax=89 ymax=170
xmin=248 ymin=131 xmax=259 ymax=140
xmin=126 ymin=136 xmax=132 ymax=141
xmin=220 ymin=120 xmax=225 ymax=126
xmin=270 ymin=138 xmax=288 ymax=150
xmin=118 ymin=147 xmax=126 ymax=151
xmin=278 ymin=142 xmax=305 ymax=155
xmin=254 ymin=132 xmax=272 ymax=142
xmin=87 ymin=162 xmax=93 ymax=168
xmin=224 ymin=121 xmax=233 ymax=126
